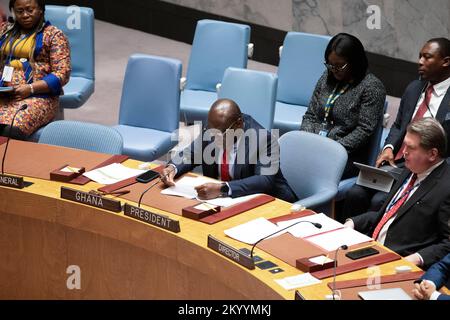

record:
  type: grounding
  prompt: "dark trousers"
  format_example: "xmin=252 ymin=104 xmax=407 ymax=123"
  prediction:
xmin=340 ymin=184 xmax=388 ymax=221
xmin=0 ymin=125 xmax=27 ymax=140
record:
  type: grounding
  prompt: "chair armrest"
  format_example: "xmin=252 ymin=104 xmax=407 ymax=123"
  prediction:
xmin=293 ymin=189 xmax=337 ymax=210
xmin=248 ymin=43 xmax=254 ymax=58
xmin=180 ymin=77 xmax=187 ymax=91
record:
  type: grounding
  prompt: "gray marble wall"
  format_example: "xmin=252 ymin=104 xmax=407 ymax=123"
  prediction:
xmin=163 ymin=0 xmax=450 ymax=63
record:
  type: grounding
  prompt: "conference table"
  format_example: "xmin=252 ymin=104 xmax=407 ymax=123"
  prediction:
xmin=0 ymin=140 xmax=430 ymax=300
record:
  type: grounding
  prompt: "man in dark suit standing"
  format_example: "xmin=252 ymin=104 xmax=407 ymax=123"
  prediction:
xmin=344 ymin=118 xmax=450 ymax=268
xmin=161 ymin=98 xmax=297 ymax=202
xmin=342 ymin=38 xmax=450 ymax=219
xmin=413 ymin=253 xmax=450 ymax=300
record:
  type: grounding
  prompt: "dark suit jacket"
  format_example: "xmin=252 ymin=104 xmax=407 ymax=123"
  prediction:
xmin=421 ymin=253 xmax=450 ymax=300
xmin=171 ymin=114 xmax=297 ymax=202
xmin=385 ymin=79 xmax=450 ymax=156
xmin=352 ymin=161 xmax=450 ymax=268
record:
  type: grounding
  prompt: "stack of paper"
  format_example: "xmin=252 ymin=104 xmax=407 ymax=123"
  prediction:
xmin=83 ymin=163 xmax=145 ymax=185
xmin=276 ymin=213 xmax=343 ymax=238
xmin=161 ymin=176 xmax=215 ymax=199
xmin=224 ymin=218 xmax=283 ymax=245
xmin=205 ymin=194 xmax=259 ymax=208
xmin=305 ymin=227 xmax=373 ymax=252
xmin=275 ymin=273 xmax=322 ymax=291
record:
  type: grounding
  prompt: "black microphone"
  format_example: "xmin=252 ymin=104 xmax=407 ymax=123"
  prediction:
xmin=250 ymin=220 xmax=322 ymax=260
xmin=138 ymin=166 xmax=176 ymax=207
xmin=1 ymin=104 xmax=27 ymax=175
xmin=331 ymin=244 xmax=348 ymax=300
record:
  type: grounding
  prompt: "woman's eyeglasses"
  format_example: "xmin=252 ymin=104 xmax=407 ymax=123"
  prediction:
xmin=324 ymin=62 xmax=348 ymax=72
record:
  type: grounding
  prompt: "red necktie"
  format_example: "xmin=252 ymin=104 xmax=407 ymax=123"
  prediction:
xmin=395 ymin=85 xmax=434 ymax=161
xmin=221 ymin=149 xmax=231 ymax=182
xmin=372 ymin=174 xmax=417 ymax=240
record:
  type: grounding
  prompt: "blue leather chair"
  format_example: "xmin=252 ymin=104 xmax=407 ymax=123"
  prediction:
xmin=279 ymin=131 xmax=347 ymax=216
xmin=113 ymin=54 xmax=182 ymax=161
xmin=45 ymin=5 xmax=95 ymax=109
xmin=39 ymin=120 xmax=123 ymax=154
xmin=180 ymin=19 xmax=250 ymax=124
xmin=274 ymin=32 xmax=331 ymax=135
xmin=218 ymin=68 xmax=277 ymax=129
xmin=335 ymin=101 xmax=389 ymax=202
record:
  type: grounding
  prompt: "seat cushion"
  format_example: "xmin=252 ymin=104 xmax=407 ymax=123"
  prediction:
xmin=274 ymin=101 xmax=308 ymax=135
xmin=180 ymin=89 xmax=217 ymax=123
xmin=114 ymin=125 xmax=176 ymax=162
xmin=60 ymin=77 xmax=95 ymax=109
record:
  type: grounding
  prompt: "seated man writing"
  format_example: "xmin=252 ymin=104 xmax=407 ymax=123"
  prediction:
xmin=161 ymin=98 xmax=297 ymax=202
xmin=345 ymin=118 xmax=450 ymax=268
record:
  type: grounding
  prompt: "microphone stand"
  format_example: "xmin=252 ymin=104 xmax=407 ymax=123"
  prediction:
xmin=250 ymin=220 xmax=322 ymax=260
xmin=2 ymin=104 xmax=27 ymax=174
xmin=138 ymin=167 xmax=176 ymax=208
xmin=332 ymin=245 xmax=348 ymax=300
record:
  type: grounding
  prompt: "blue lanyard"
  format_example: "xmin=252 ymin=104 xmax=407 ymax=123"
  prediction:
xmin=324 ymin=83 xmax=349 ymax=122
xmin=386 ymin=176 xmax=420 ymax=212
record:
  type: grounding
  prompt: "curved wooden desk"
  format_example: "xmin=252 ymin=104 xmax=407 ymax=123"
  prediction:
xmin=0 ymin=160 xmax=422 ymax=300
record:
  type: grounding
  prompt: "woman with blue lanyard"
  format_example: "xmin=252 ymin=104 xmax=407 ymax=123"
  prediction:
xmin=301 ymin=33 xmax=386 ymax=179
xmin=0 ymin=0 xmax=70 ymax=139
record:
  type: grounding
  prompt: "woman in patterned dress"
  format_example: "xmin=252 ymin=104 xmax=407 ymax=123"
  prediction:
xmin=0 ymin=0 xmax=70 ymax=139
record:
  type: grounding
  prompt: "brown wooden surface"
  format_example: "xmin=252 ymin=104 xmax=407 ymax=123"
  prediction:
xmin=0 ymin=140 xmax=113 ymax=181
xmin=327 ymin=271 xmax=424 ymax=290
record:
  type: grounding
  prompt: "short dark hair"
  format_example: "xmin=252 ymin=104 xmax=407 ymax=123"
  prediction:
xmin=325 ymin=33 xmax=368 ymax=84
xmin=427 ymin=37 xmax=450 ymax=58
xmin=407 ymin=118 xmax=447 ymax=158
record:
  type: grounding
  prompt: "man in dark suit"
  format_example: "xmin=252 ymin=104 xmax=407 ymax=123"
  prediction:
xmin=342 ymin=37 xmax=450 ymax=220
xmin=413 ymin=253 xmax=450 ymax=300
xmin=344 ymin=118 xmax=450 ymax=268
xmin=161 ymin=98 xmax=298 ymax=202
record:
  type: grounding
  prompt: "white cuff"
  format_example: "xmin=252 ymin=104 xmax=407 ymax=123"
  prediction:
xmin=226 ymin=182 xmax=232 ymax=196
xmin=415 ymin=253 xmax=424 ymax=266
xmin=430 ymin=291 xmax=441 ymax=301
xmin=383 ymin=144 xmax=394 ymax=152
xmin=168 ymin=163 xmax=178 ymax=176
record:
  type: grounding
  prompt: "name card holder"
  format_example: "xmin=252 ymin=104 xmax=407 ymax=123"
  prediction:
xmin=60 ymin=186 xmax=122 ymax=212
xmin=124 ymin=203 xmax=180 ymax=233
xmin=182 ymin=203 xmax=221 ymax=220
xmin=207 ymin=235 xmax=255 ymax=270
xmin=296 ymin=256 xmax=335 ymax=273
xmin=0 ymin=173 xmax=24 ymax=189
xmin=51 ymin=165 xmax=85 ymax=182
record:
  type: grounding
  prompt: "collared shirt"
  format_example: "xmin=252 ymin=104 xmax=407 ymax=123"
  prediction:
xmin=384 ymin=77 xmax=450 ymax=152
xmin=377 ymin=160 xmax=445 ymax=265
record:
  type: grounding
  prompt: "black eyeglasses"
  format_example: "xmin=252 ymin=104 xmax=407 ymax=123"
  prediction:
xmin=324 ymin=62 xmax=348 ymax=72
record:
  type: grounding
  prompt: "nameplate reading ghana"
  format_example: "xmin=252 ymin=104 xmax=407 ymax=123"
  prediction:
xmin=61 ymin=187 xmax=122 ymax=212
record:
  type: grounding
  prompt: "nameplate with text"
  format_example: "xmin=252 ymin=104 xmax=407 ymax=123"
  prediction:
xmin=61 ymin=187 xmax=122 ymax=212
xmin=0 ymin=174 xmax=24 ymax=189
xmin=207 ymin=235 xmax=255 ymax=270
xmin=124 ymin=204 xmax=180 ymax=233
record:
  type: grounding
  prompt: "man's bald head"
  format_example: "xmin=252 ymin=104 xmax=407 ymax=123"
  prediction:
xmin=208 ymin=99 xmax=243 ymax=131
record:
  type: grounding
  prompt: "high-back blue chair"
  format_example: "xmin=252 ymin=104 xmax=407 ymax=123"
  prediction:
xmin=180 ymin=19 xmax=250 ymax=124
xmin=336 ymin=101 xmax=389 ymax=202
xmin=218 ymin=68 xmax=277 ymax=129
xmin=45 ymin=5 xmax=95 ymax=110
xmin=38 ymin=120 xmax=123 ymax=154
xmin=279 ymin=131 xmax=347 ymax=216
xmin=113 ymin=54 xmax=182 ymax=161
xmin=274 ymin=32 xmax=331 ymax=135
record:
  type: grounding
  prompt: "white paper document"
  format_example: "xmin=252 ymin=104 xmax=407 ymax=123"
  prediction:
xmin=276 ymin=213 xmax=344 ymax=238
xmin=305 ymin=227 xmax=373 ymax=252
xmin=161 ymin=176 xmax=215 ymax=199
xmin=358 ymin=288 xmax=412 ymax=300
xmin=275 ymin=273 xmax=322 ymax=291
xmin=224 ymin=218 xmax=283 ymax=245
xmin=309 ymin=255 xmax=334 ymax=265
xmin=205 ymin=194 xmax=259 ymax=208
xmin=83 ymin=163 xmax=145 ymax=185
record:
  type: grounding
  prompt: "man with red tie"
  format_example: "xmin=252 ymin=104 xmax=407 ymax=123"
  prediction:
xmin=342 ymin=38 xmax=450 ymax=220
xmin=161 ymin=98 xmax=297 ymax=202
xmin=345 ymin=118 xmax=450 ymax=268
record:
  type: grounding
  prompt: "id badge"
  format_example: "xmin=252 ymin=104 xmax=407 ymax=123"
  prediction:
xmin=319 ymin=130 xmax=329 ymax=137
xmin=1 ymin=66 xmax=14 ymax=82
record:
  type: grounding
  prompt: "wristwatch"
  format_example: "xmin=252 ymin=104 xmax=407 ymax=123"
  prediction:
xmin=220 ymin=183 xmax=229 ymax=197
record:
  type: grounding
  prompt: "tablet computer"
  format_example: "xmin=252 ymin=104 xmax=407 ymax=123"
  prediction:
xmin=354 ymin=162 xmax=403 ymax=193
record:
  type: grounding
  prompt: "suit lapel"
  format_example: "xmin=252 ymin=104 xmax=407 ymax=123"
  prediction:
xmin=435 ymin=87 xmax=450 ymax=121
xmin=393 ymin=162 xmax=446 ymax=221
xmin=405 ymin=82 xmax=428 ymax=123
xmin=378 ymin=169 xmax=411 ymax=215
